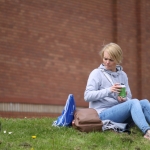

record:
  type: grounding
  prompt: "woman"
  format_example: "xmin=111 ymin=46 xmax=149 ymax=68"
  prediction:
xmin=84 ymin=43 xmax=150 ymax=140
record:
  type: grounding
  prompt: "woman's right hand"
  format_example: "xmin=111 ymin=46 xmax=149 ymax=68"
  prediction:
xmin=110 ymin=83 xmax=121 ymax=94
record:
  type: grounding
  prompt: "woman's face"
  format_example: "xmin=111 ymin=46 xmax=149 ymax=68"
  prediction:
xmin=103 ymin=51 xmax=117 ymax=72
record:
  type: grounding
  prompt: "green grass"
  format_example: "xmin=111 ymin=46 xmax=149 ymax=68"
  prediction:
xmin=0 ymin=117 xmax=150 ymax=150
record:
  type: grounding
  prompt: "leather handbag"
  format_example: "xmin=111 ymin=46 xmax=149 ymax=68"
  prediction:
xmin=72 ymin=108 xmax=103 ymax=133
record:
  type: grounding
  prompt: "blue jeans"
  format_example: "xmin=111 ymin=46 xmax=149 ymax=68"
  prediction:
xmin=99 ymin=99 xmax=150 ymax=134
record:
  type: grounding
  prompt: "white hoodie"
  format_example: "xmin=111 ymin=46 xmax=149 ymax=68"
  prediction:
xmin=84 ymin=64 xmax=132 ymax=114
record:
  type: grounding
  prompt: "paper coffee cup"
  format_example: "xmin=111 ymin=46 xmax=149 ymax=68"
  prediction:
xmin=119 ymin=85 xmax=126 ymax=98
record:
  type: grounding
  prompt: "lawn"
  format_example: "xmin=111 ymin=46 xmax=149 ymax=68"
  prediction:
xmin=0 ymin=117 xmax=150 ymax=150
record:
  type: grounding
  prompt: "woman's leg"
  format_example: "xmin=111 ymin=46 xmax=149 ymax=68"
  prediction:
xmin=99 ymin=99 xmax=150 ymax=133
xmin=140 ymin=99 xmax=150 ymax=123
xmin=123 ymin=116 xmax=134 ymax=127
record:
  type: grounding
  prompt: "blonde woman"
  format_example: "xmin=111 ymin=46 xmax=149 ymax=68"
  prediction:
xmin=84 ymin=43 xmax=150 ymax=140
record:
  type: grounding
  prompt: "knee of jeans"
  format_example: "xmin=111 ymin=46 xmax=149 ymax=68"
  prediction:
xmin=128 ymin=99 xmax=139 ymax=107
xmin=140 ymin=99 xmax=149 ymax=106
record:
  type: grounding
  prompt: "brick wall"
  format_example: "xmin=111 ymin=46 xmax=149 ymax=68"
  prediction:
xmin=0 ymin=0 xmax=150 ymax=117
xmin=117 ymin=0 xmax=141 ymax=98
xmin=117 ymin=0 xmax=150 ymax=99
xmin=141 ymin=0 xmax=150 ymax=99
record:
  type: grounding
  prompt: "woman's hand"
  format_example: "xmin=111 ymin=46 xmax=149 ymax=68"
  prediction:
xmin=110 ymin=83 xmax=121 ymax=93
xmin=111 ymin=83 xmax=127 ymax=102
xmin=118 ymin=96 xmax=127 ymax=103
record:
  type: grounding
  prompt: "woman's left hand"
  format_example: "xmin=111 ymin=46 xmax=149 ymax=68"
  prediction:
xmin=118 ymin=96 xmax=127 ymax=103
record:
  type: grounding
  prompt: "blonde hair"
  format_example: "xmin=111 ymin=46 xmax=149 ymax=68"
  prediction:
xmin=99 ymin=43 xmax=123 ymax=64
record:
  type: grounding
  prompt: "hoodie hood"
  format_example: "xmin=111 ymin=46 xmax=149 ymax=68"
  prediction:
xmin=98 ymin=64 xmax=123 ymax=78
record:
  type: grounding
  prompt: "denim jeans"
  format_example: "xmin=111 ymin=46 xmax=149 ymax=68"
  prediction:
xmin=99 ymin=99 xmax=150 ymax=134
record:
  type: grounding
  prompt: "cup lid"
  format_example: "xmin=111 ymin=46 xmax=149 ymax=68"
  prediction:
xmin=121 ymin=85 xmax=126 ymax=88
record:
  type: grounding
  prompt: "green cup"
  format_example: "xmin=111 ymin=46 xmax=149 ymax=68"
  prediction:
xmin=119 ymin=85 xmax=126 ymax=98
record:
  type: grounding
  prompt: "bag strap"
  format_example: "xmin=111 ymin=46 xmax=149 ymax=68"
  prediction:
xmin=100 ymin=69 xmax=114 ymax=86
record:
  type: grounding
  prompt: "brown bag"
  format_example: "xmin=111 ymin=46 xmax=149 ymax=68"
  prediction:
xmin=72 ymin=108 xmax=103 ymax=133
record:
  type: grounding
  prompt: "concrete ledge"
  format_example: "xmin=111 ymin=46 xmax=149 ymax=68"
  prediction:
xmin=0 ymin=103 xmax=64 ymax=113
xmin=0 ymin=103 xmax=85 ymax=118
xmin=0 ymin=111 xmax=60 ymax=118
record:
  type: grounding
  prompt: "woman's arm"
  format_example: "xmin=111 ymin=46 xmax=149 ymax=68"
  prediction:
xmin=117 ymin=72 xmax=132 ymax=102
xmin=84 ymin=69 xmax=112 ymax=102
xmin=123 ymin=72 xmax=132 ymax=99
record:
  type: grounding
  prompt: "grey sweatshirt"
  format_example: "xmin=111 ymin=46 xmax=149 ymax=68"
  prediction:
xmin=84 ymin=64 xmax=132 ymax=114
